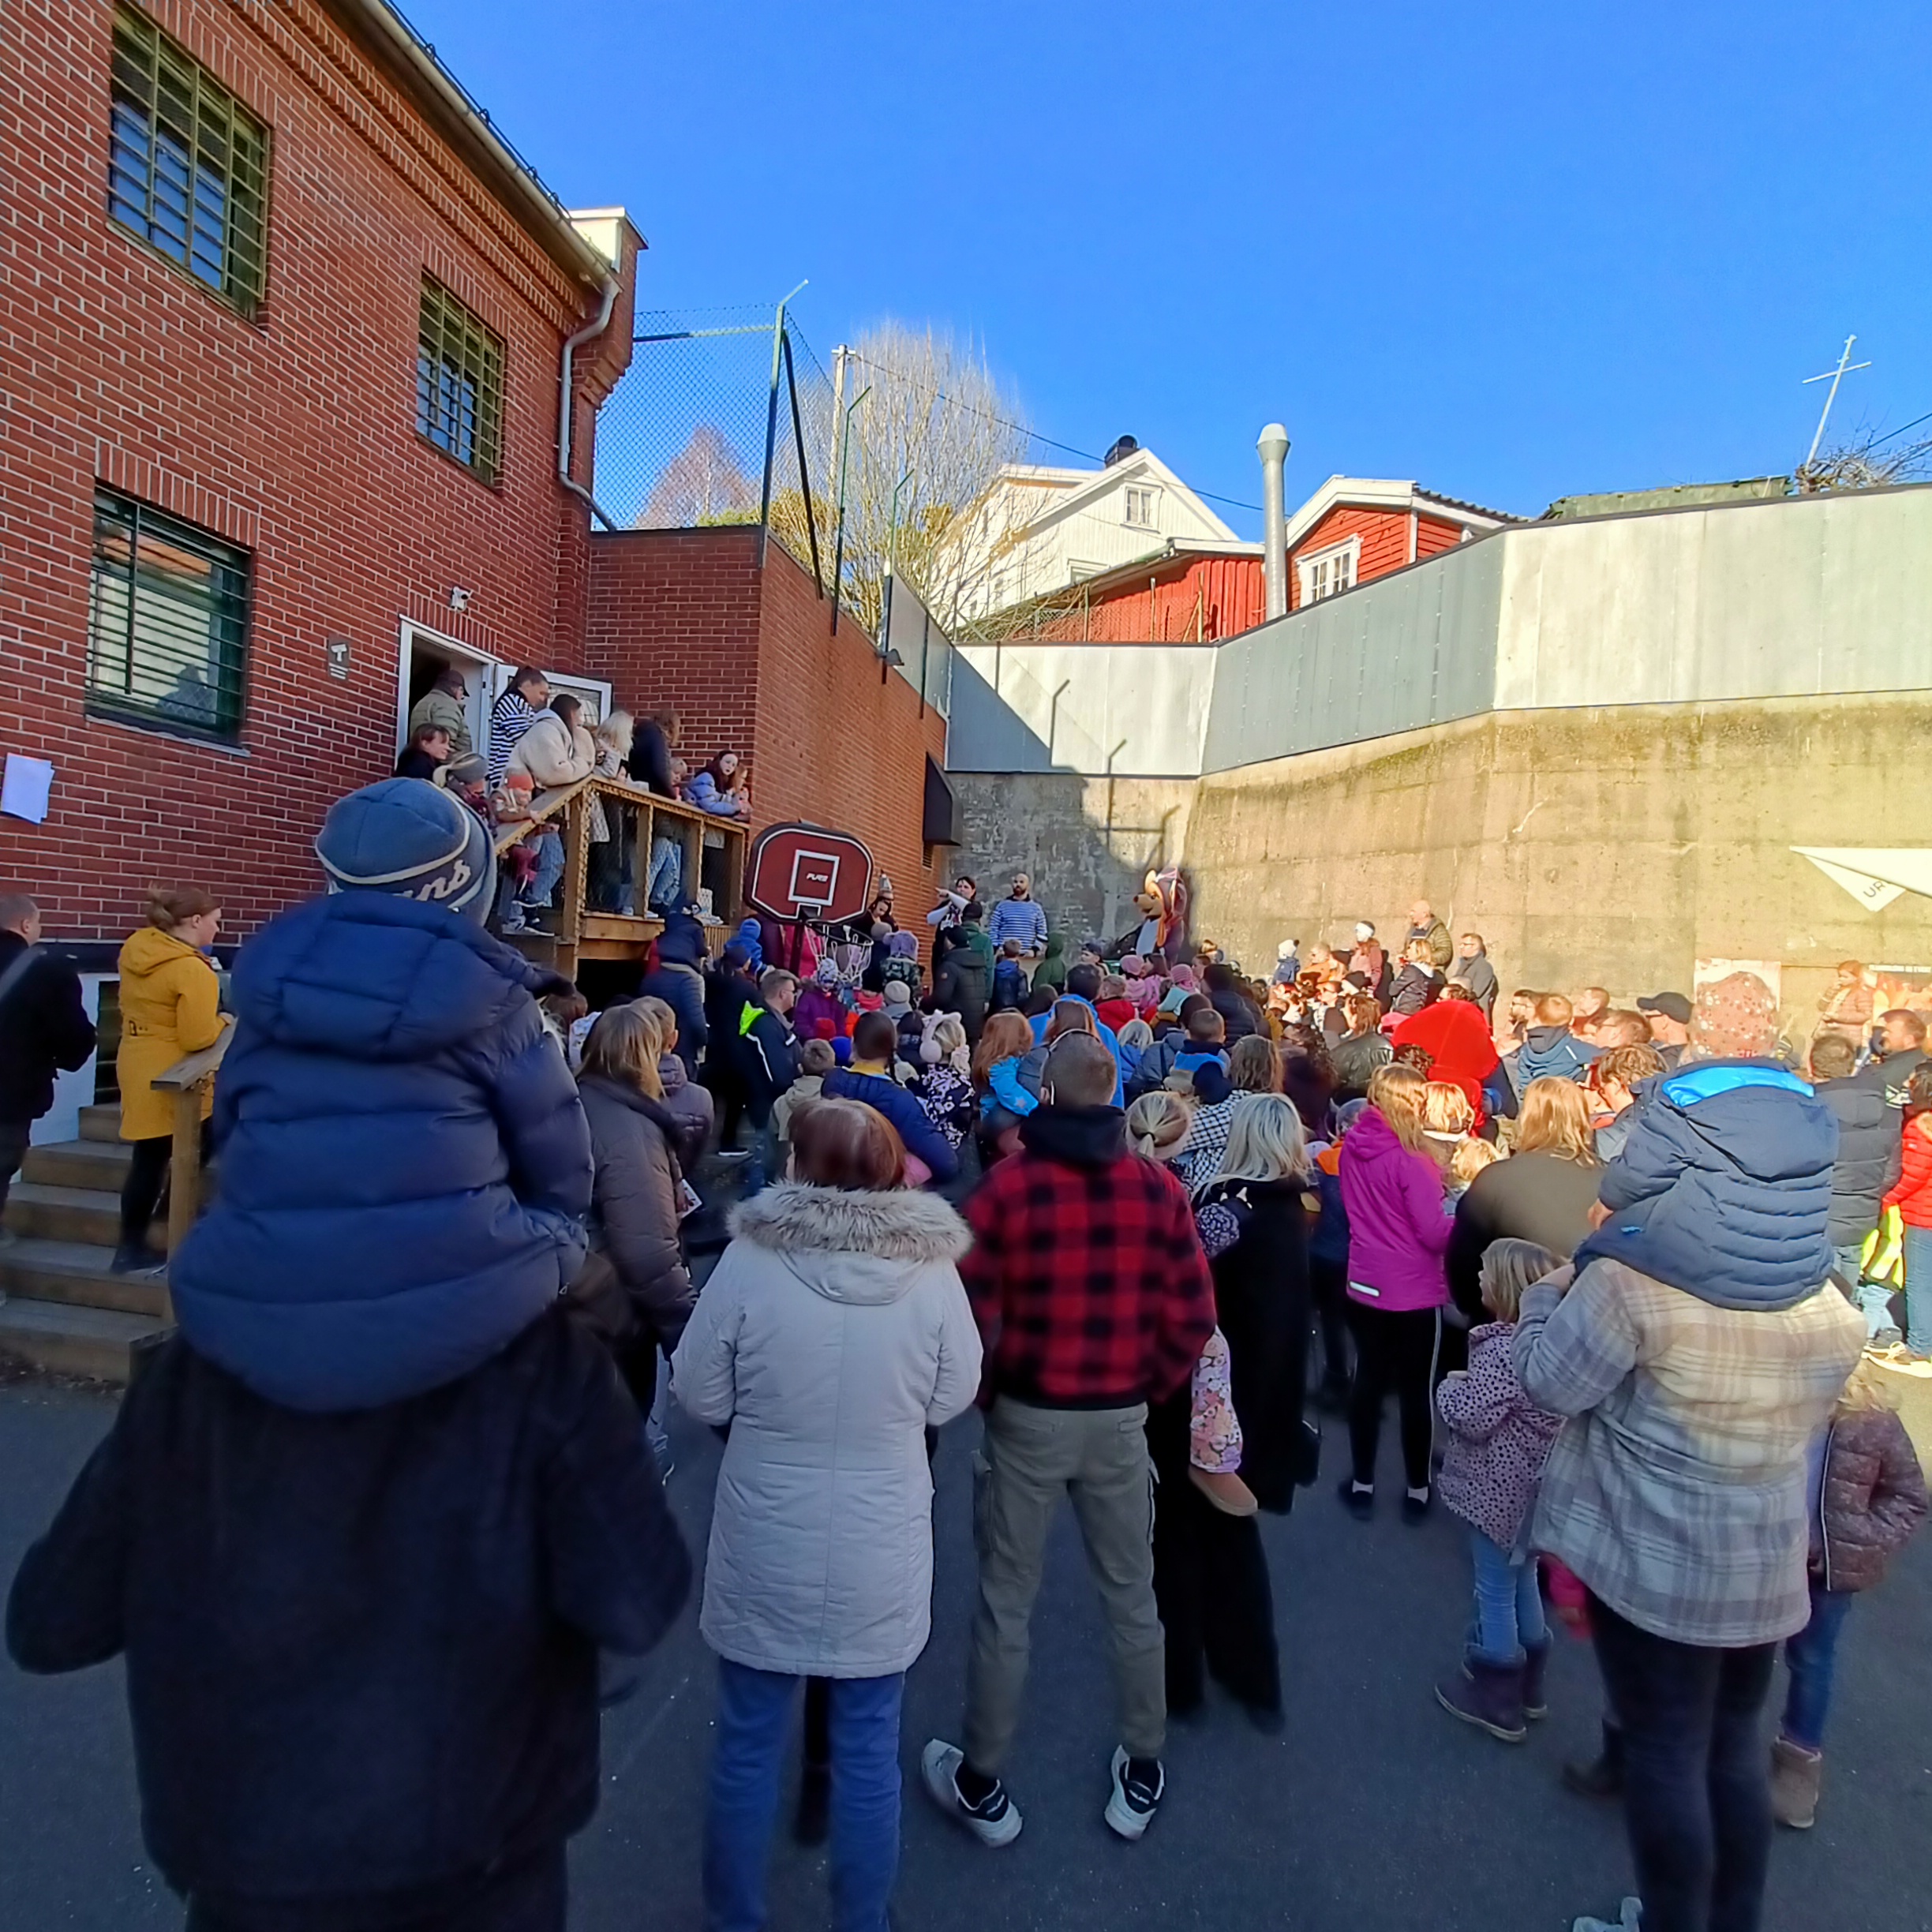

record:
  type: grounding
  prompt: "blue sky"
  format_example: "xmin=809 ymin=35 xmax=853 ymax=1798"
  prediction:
xmin=407 ymin=0 xmax=1931 ymax=535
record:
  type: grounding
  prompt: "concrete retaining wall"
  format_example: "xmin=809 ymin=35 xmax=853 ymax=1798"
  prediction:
xmin=953 ymin=690 xmax=1932 ymax=1038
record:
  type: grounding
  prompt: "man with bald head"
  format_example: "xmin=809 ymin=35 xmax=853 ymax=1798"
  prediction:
xmin=923 ymin=1032 xmax=1215 ymax=1849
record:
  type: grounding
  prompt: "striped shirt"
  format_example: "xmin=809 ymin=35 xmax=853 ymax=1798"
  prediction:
xmin=486 ymin=690 xmax=537 ymax=788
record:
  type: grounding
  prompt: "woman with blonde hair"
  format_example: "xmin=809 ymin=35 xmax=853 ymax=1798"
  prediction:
xmin=577 ymin=1003 xmax=695 ymax=1417
xmin=1151 ymin=1092 xmax=1315 ymax=1727
xmin=1338 ymin=1062 xmax=1453 ymax=1520
xmin=114 ymin=886 xmax=224 ymax=1274
xmin=1125 ymin=1088 xmax=1192 ymax=1163
xmin=587 ymin=708 xmax=637 ymax=912
xmin=1446 ymin=1076 xmax=1603 ymax=1323
xmin=1422 ymin=1080 xmax=1476 ymax=1181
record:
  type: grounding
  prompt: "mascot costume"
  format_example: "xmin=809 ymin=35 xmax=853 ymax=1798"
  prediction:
xmin=1115 ymin=867 xmax=1189 ymax=962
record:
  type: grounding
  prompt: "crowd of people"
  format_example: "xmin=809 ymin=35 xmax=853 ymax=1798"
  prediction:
xmin=3 ymin=811 xmax=1931 ymax=1932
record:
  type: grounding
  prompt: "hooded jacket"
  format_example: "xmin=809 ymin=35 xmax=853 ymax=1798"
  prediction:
xmin=505 ymin=710 xmax=595 ymax=793
xmin=671 ymin=1184 xmax=980 ymax=1676
xmin=640 ymin=914 xmax=710 ymax=1073
xmin=932 ymin=934 xmax=990 ymax=1043
xmin=1814 ymin=1069 xmax=1904 ymax=1246
xmin=822 ymin=1066 xmax=959 ymax=1181
xmin=1575 ymin=1061 xmax=1837 ymax=1311
xmin=6 ymin=1309 xmax=689 ymax=1911
xmin=170 ymin=893 xmax=592 ymax=1413
xmin=1815 ymin=1406 xmax=1929 ymax=1593
xmin=1337 ymin=1106 xmax=1453 ymax=1312
xmin=656 ymin=1050 xmax=714 ymax=1172
xmin=115 ymin=926 xmax=224 ymax=1143
xmin=577 ymin=1075 xmax=695 ymax=1353
xmin=0 ymin=930 xmax=96 ymax=1125
xmin=1515 ymin=1024 xmax=1601 ymax=1087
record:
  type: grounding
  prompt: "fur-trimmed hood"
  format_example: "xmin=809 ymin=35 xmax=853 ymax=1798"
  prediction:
xmin=728 ymin=1182 xmax=970 ymax=1305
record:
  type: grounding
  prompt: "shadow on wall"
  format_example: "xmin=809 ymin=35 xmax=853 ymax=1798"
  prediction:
xmin=949 ymin=771 xmax=1196 ymax=955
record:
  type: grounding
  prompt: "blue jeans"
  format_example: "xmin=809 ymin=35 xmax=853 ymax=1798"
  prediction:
xmin=526 ymin=827 xmax=565 ymax=908
xmin=1781 ymin=1580 xmax=1855 ymax=1751
xmin=1906 ymin=1226 xmax=1932 ymax=1357
xmin=648 ymin=834 xmax=683 ymax=912
xmin=703 ymin=1660 xmax=904 ymax=1932
xmin=1468 ymin=1528 xmax=1547 ymax=1665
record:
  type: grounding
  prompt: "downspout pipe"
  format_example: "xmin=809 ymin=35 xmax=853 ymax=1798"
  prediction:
xmin=1257 ymin=422 xmax=1290 ymax=620
xmin=560 ymin=274 xmax=622 ymax=531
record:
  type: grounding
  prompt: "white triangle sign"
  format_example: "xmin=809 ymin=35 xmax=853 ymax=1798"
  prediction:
xmin=1792 ymin=847 xmax=1932 ymax=915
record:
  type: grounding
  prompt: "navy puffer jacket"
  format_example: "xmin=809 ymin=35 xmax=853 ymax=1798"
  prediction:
xmin=172 ymin=893 xmax=592 ymax=1412
xmin=1814 ymin=1066 xmax=1904 ymax=1248
xmin=1574 ymin=1060 xmax=1837 ymax=1312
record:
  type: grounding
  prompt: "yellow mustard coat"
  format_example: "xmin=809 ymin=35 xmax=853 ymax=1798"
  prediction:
xmin=116 ymin=927 xmax=223 ymax=1142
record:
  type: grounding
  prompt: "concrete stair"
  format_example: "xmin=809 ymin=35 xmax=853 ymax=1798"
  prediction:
xmin=0 ymin=1107 xmax=172 ymax=1383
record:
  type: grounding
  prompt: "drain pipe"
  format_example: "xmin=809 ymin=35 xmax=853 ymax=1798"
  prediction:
xmin=559 ymin=275 xmax=622 ymax=530
xmin=1257 ymin=422 xmax=1290 ymax=619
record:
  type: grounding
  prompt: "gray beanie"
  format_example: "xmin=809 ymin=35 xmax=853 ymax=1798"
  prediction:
xmin=314 ymin=777 xmax=493 ymax=923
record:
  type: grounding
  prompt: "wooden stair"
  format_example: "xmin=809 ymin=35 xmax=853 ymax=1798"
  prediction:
xmin=0 ymin=1105 xmax=173 ymax=1383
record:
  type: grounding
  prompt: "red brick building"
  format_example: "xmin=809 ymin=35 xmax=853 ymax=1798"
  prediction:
xmin=1 ymin=0 xmax=658 ymax=945
xmin=2 ymin=0 xmax=949 ymax=968
xmin=1283 ymin=476 xmax=1517 ymax=610
xmin=583 ymin=530 xmax=953 ymax=930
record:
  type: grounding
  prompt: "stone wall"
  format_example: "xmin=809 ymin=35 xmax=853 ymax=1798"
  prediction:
xmin=951 ymin=772 xmax=1196 ymax=952
xmin=954 ymin=691 xmax=1932 ymax=1041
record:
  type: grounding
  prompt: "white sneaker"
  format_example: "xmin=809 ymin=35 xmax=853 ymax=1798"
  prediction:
xmin=919 ymin=1739 xmax=1022 ymax=1848
xmin=1104 ymin=1746 xmax=1164 ymax=1841
xmin=1572 ymin=1900 xmax=1642 ymax=1932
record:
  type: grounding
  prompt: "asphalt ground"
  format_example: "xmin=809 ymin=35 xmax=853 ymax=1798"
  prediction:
xmin=3 ymin=1362 xmax=1928 ymax=1932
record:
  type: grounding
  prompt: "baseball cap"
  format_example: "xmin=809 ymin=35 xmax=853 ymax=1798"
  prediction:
xmin=1637 ymin=991 xmax=1693 ymax=1025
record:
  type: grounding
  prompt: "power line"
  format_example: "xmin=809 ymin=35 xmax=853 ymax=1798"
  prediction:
xmin=1867 ymin=406 xmax=1932 ymax=451
xmin=843 ymin=348 xmax=1264 ymax=516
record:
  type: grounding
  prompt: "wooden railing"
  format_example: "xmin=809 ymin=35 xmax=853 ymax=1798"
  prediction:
xmin=150 ymin=1017 xmax=235 ymax=1306
xmin=493 ymin=773 xmax=748 ymax=979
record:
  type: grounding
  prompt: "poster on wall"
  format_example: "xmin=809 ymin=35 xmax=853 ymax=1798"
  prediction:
xmin=1871 ymin=965 xmax=1932 ymax=1022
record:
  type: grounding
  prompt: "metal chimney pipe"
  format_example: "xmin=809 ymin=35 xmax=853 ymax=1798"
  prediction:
xmin=1257 ymin=423 xmax=1290 ymax=620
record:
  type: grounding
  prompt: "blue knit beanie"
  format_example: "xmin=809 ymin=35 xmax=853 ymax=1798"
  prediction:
xmin=314 ymin=777 xmax=493 ymax=923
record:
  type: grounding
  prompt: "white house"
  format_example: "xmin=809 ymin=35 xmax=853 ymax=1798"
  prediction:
xmin=945 ymin=442 xmax=1246 ymax=623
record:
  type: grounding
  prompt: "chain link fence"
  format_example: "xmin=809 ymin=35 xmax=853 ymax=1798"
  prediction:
xmin=593 ymin=303 xmax=835 ymax=586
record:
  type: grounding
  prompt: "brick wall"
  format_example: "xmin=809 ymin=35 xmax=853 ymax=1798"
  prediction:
xmin=0 ymin=0 xmax=620 ymax=940
xmin=584 ymin=529 xmax=951 ymax=955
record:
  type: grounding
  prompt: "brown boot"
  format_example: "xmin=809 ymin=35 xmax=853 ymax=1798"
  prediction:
xmin=1189 ymin=1466 xmax=1259 ymax=1515
xmin=1771 ymin=1736 xmax=1822 ymax=1829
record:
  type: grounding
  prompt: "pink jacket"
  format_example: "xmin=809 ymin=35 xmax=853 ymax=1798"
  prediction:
xmin=1338 ymin=1107 xmax=1452 ymax=1311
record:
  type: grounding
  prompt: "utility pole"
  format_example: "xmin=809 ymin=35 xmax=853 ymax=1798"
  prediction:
xmin=1802 ymin=335 xmax=1872 ymax=474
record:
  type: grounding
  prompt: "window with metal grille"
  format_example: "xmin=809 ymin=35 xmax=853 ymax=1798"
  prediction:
xmin=87 ymin=489 xmax=250 ymax=742
xmin=416 ymin=279 xmax=505 ymax=484
xmin=107 ymin=7 xmax=269 ymax=316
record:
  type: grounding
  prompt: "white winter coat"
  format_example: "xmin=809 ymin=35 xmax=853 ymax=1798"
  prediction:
xmin=670 ymin=1182 xmax=981 ymax=1678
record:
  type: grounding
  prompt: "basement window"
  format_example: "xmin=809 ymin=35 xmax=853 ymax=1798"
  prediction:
xmin=108 ymin=6 xmax=270 ymax=318
xmin=86 ymin=488 xmax=251 ymax=742
xmin=417 ymin=278 xmax=506 ymax=485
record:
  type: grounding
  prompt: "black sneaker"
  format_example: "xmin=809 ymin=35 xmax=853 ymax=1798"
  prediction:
xmin=1401 ymin=1487 xmax=1432 ymax=1525
xmin=919 ymin=1739 xmax=1022 ymax=1847
xmin=1338 ymin=1477 xmax=1374 ymax=1521
xmin=1104 ymin=1747 xmax=1163 ymax=1840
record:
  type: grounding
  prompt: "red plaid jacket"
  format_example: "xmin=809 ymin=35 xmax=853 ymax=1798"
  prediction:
xmin=960 ymin=1117 xmax=1217 ymax=1409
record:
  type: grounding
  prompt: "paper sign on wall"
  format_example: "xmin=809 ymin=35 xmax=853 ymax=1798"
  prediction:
xmin=0 ymin=754 xmax=53 ymax=824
